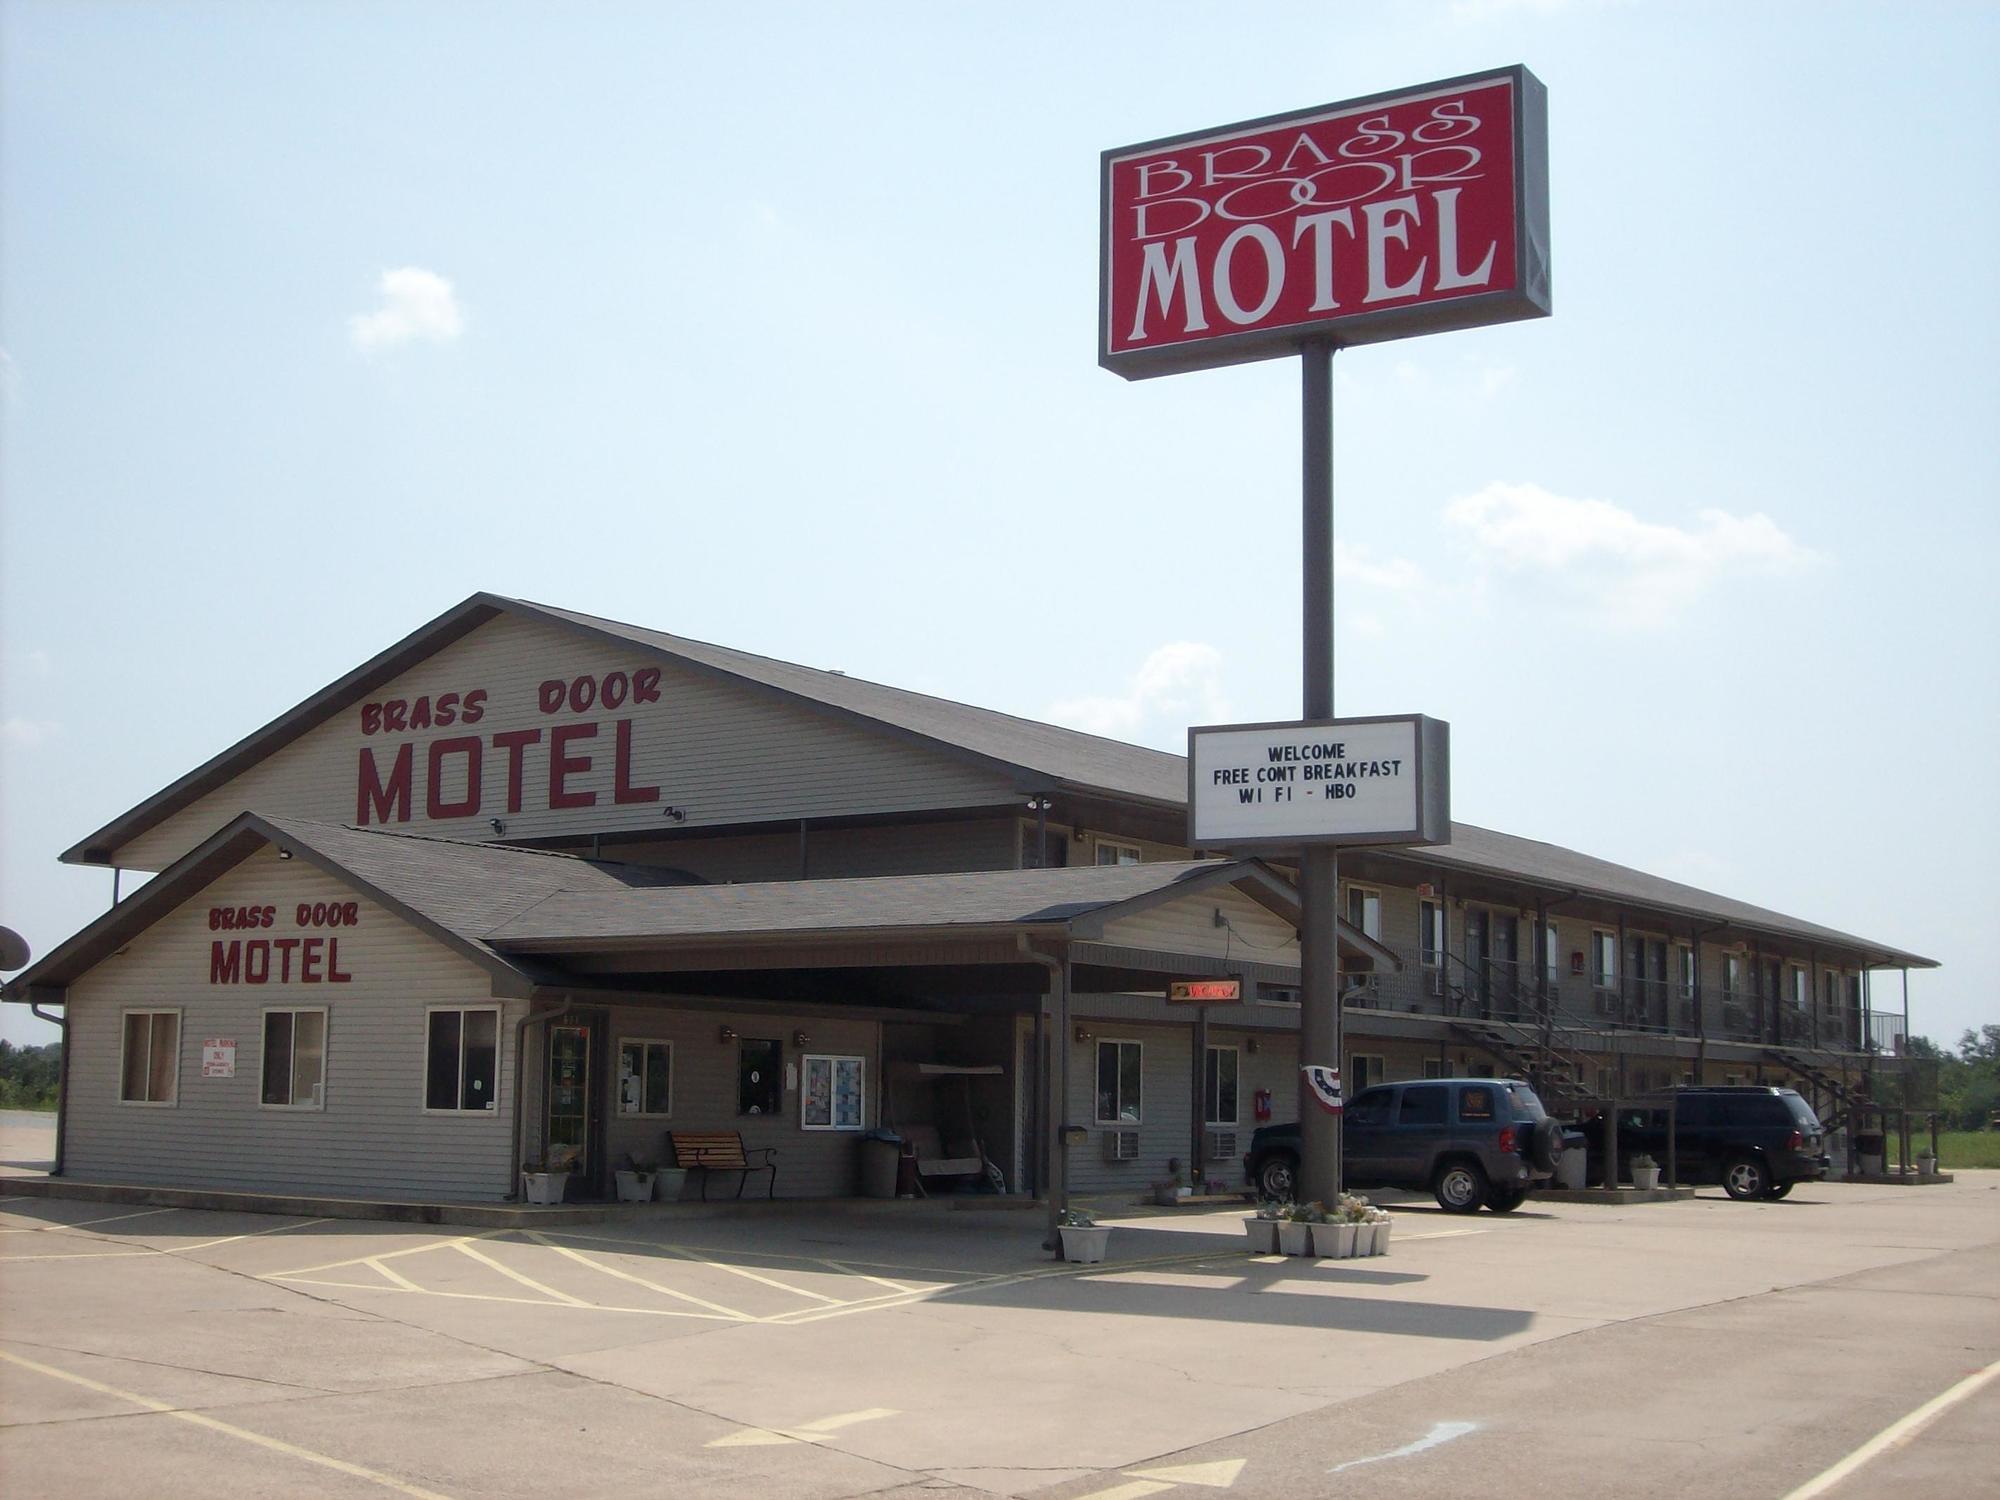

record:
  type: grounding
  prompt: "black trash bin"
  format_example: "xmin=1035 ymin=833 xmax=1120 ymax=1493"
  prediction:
xmin=859 ymin=1129 xmax=903 ymax=1198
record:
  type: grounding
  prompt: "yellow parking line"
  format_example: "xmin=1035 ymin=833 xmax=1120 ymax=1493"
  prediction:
xmin=450 ymin=1241 xmax=590 ymax=1306
xmin=653 ymin=1243 xmax=847 ymax=1306
xmin=368 ymin=1257 xmax=424 ymax=1292
xmin=0 ymin=1207 xmax=181 ymax=1235
xmin=274 ymin=1275 xmax=739 ymax=1319
xmin=0 ymin=1249 xmax=162 ymax=1262
xmin=264 ymin=1232 xmax=495 ymax=1279
xmin=173 ymin=1217 xmax=332 ymax=1254
xmin=528 ymin=1227 xmax=982 ymax=1279
xmin=814 ymin=1258 xmax=913 ymax=1292
xmin=0 ymin=1347 xmax=454 ymax=1500
xmin=523 ymin=1232 xmax=756 ymax=1321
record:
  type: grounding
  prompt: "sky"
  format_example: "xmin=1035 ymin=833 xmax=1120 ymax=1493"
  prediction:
xmin=3 ymin=1 xmax=1995 ymax=1051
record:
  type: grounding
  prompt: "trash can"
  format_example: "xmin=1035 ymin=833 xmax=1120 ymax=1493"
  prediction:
xmin=1554 ymin=1138 xmax=1587 ymax=1190
xmin=1854 ymin=1132 xmax=1885 ymax=1176
xmin=860 ymin=1130 xmax=902 ymax=1199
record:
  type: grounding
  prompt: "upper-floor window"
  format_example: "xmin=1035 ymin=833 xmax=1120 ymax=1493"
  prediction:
xmin=1723 ymin=952 xmax=1746 ymax=994
xmin=1019 ymin=824 xmax=1069 ymax=870
xmin=1789 ymin=966 xmax=1809 ymax=1009
xmin=1821 ymin=971 xmax=1839 ymax=1011
xmin=1677 ymin=945 xmax=1697 ymax=999
xmin=1344 ymin=886 xmax=1383 ymax=942
xmin=1419 ymin=900 xmax=1445 ymax=966
xmin=120 ymin=1009 xmax=181 ymax=1106
xmin=1590 ymin=931 xmax=1618 ymax=989
xmin=1095 ymin=840 xmax=1142 ymax=866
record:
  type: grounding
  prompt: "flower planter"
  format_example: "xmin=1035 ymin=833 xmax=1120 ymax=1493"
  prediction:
xmin=1059 ymin=1225 xmax=1111 ymax=1264
xmin=521 ymin=1171 xmax=570 ymax=1206
xmin=614 ymin=1170 xmax=656 ymax=1203
xmin=1155 ymin=1185 xmax=1194 ymax=1206
xmin=1244 ymin=1217 xmax=1282 ymax=1254
xmin=655 ymin=1167 xmax=689 ymax=1202
xmin=1631 ymin=1165 xmax=1661 ymax=1191
xmin=1370 ymin=1218 xmax=1392 ymax=1255
xmin=1312 ymin=1221 xmax=1357 ymax=1259
xmin=1277 ymin=1221 xmax=1314 ymax=1256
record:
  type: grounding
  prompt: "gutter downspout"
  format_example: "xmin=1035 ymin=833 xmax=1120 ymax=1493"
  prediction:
xmin=509 ymin=995 xmax=574 ymax=1200
xmin=1018 ymin=935 xmax=1069 ymax=1256
xmin=30 ymin=998 xmax=67 ymax=1176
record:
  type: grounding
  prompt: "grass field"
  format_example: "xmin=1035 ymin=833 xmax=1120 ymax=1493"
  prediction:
xmin=1934 ymin=1131 xmax=2000 ymax=1170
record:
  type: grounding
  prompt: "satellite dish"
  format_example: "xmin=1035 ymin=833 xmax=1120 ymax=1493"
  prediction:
xmin=0 ymin=926 xmax=30 ymax=971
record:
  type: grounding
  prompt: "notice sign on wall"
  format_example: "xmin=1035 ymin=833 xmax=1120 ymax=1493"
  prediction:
xmin=201 ymin=1038 xmax=237 ymax=1078
xmin=1100 ymin=66 xmax=1549 ymax=379
xmin=1189 ymin=715 xmax=1449 ymax=850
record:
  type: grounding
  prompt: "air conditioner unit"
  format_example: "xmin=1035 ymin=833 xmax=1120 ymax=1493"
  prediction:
xmin=1204 ymin=1129 xmax=1239 ymax=1162
xmin=1103 ymin=1129 xmax=1140 ymax=1162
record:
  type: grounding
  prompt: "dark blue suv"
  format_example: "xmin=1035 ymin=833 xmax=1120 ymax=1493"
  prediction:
xmin=1245 ymin=1077 xmax=1568 ymax=1213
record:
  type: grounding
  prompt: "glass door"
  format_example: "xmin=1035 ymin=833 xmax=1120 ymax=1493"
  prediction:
xmin=546 ymin=1024 xmax=590 ymax=1172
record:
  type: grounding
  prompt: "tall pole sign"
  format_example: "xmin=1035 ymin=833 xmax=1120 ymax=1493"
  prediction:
xmin=1101 ymin=67 xmax=1549 ymax=1210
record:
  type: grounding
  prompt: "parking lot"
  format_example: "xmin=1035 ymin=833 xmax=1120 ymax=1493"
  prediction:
xmin=2 ymin=1160 xmax=1996 ymax=1499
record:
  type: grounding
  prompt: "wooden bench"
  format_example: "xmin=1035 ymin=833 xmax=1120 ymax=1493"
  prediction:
xmin=667 ymin=1131 xmax=778 ymax=1201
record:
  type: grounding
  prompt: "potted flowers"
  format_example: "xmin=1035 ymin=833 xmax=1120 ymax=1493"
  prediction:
xmin=1057 ymin=1207 xmax=1111 ymax=1264
xmin=1244 ymin=1200 xmax=1286 ymax=1253
xmin=1366 ymin=1204 xmax=1392 ymax=1256
xmin=1153 ymin=1166 xmax=1194 ymax=1207
xmin=1279 ymin=1201 xmax=1323 ymax=1256
xmin=1630 ymin=1153 xmax=1661 ymax=1191
xmin=614 ymin=1156 xmax=659 ymax=1203
xmin=520 ymin=1160 xmax=570 ymax=1205
xmin=1311 ymin=1199 xmax=1359 ymax=1259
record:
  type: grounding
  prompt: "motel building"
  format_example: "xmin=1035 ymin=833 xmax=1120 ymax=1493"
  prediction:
xmin=4 ymin=594 xmax=1938 ymax=1206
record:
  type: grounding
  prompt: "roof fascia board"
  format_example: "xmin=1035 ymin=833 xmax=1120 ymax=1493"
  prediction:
xmin=492 ymin=920 xmax=1073 ymax=958
xmin=61 ymin=597 xmax=505 ymax=866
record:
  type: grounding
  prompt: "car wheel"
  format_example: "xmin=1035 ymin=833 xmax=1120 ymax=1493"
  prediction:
xmin=1257 ymin=1154 xmax=1297 ymax=1202
xmin=1762 ymin=1181 xmax=1794 ymax=1200
xmin=1529 ymin=1117 xmax=1565 ymax=1173
xmin=1433 ymin=1159 xmax=1489 ymax=1213
xmin=1486 ymin=1185 xmax=1529 ymax=1213
xmin=1722 ymin=1155 xmax=1769 ymax=1200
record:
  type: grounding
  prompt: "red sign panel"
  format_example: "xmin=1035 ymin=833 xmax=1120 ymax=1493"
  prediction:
xmin=1168 ymin=979 xmax=1243 ymax=1003
xmin=1101 ymin=67 xmax=1549 ymax=379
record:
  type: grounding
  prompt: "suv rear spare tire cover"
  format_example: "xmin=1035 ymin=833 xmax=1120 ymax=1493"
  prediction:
xmin=1529 ymin=1117 xmax=1564 ymax=1172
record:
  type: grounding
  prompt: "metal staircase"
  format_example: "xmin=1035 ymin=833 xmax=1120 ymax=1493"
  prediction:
xmin=1767 ymin=1048 xmax=1872 ymax=1136
xmin=1450 ymin=1015 xmax=1598 ymax=1110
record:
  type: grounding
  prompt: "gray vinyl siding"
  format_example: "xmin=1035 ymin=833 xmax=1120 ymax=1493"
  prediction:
xmin=114 ymin=613 xmax=1022 ymax=872
xmin=1063 ymin=1020 xmax=1194 ymax=1197
xmin=592 ymin=817 xmax=1020 ymax=885
xmin=60 ymin=846 xmax=522 ymax=1200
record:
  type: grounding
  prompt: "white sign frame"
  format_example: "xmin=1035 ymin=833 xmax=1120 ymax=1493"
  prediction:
xmin=1188 ymin=714 xmax=1449 ymax=850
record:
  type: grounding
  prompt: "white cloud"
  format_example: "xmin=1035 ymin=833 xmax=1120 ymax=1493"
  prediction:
xmin=1045 ymin=641 xmax=1229 ymax=745
xmin=2 ymin=717 xmax=62 ymax=748
xmin=1334 ymin=540 xmax=1425 ymax=591
xmin=1444 ymin=480 xmax=1817 ymax=627
xmin=348 ymin=267 xmax=464 ymax=351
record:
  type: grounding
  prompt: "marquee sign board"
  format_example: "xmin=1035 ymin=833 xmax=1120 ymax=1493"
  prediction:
xmin=1167 ymin=978 xmax=1243 ymax=1003
xmin=1100 ymin=66 xmax=1549 ymax=380
xmin=1189 ymin=714 xmax=1449 ymax=850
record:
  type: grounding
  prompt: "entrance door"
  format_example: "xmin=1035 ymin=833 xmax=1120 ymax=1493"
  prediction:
xmin=546 ymin=1024 xmax=591 ymax=1173
xmin=1465 ymin=910 xmax=1490 ymax=1015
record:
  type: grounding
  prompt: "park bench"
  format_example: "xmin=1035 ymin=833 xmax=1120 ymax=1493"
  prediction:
xmin=667 ymin=1130 xmax=778 ymax=1201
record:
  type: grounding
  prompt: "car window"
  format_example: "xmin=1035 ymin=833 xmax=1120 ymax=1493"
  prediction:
xmin=1783 ymin=1094 xmax=1823 ymax=1132
xmin=1676 ymin=1096 xmax=1715 ymax=1127
xmin=1505 ymin=1083 xmax=1546 ymax=1117
xmin=1399 ymin=1085 xmax=1448 ymax=1126
xmin=1726 ymin=1097 xmax=1785 ymax=1127
xmin=1347 ymin=1089 xmax=1393 ymax=1127
xmin=1458 ymin=1086 xmax=1496 ymax=1121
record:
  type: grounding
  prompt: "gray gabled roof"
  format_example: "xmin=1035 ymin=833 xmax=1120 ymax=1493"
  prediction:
xmin=53 ymin=593 xmax=1936 ymax=969
xmin=12 ymin=816 xmax=1344 ymax=1000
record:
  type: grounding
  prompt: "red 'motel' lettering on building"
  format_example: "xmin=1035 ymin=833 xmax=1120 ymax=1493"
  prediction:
xmin=210 ymin=938 xmax=353 ymax=984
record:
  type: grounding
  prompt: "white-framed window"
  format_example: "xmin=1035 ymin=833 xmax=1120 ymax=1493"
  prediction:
xmin=1423 ymin=1058 xmax=1449 ymax=1079
xmin=1419 ymin=900 xmax=1445 ymax=966
xmin=1723 ymin=951 xmax=1746 ymax=994
xmin=1590 ymin=931 xmax=1618 ymax=989
xmin=1204 ymin=1045 xmax=1239 ymax=1127
xmin=1095 ymin=840 xmax=1142 ymax=866
xmin=119 ymin=1009 xmax=181 ymax=1105
xmin=1821 ymin=971 xmax=1839 ymax=1012
xmin=1344 ymin=885 xmax=1383 ymax=941
xmin=1348 ymin=1053 xmax=1385 ymax=1090
xmin=261 ymin=1008 xmax=326 ymax=1109
xmin=1095 ymin=1038 xmax=1142 ymax=1124
xmin=800 ymin=1054 xmax=866 ymax=1131
xmin=617 ymin=1038 xmax=673 ymax=1117
xmin=1789 ymin=965 xmax=1809 ymax=1009
xmin=1676 ymin=944 xmax=1697 ymax=1000
xmin=424 ymin=1006 xmax=499 ymax=1112
xmin=1542 ymin=920 xmax=1561 ymax=980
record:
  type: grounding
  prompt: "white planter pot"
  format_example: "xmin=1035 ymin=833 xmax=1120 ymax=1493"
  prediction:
xmin=1346 ymin=1221 xmax=1374 ymax=1256
xmin=1059 ymin=1225 xmax=1111 ymax=1264
xmin=1370 ymin=1218 xmax=1392 ymax=1256
xmin=522 ymin=1171 xmax=569 ymax=1206
xmin=614 ymin=1170 xmax=656 ymax=1203
xmin=1244 ymin=1217 xmax=1282 ymax=1253
xmin=1631 ymin=1166 xmax=1661 ymax=1191
xmin=656 ymin=1167 xmax=689 ymax=1202
xmin=1916 ymin=1155 xmax=1937 ymax=1176
xmin=1277 ymin=1221 xmax=1314 ymax=1256
xmin=1312 ymin=1221 xmax=1357 ymax=1259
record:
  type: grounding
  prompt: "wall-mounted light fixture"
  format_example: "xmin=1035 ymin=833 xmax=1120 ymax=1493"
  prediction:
xmin=1245 ymin=1036 xmax=1260 ymax=1054
xmin=1073 ymin=1024 xmax=1093 ymax=1044
xmin=489 ymin=818 xmax=506 ymax=835
xmin=792 ymin=1029 xmax=810 ymax=1048
xmin=718 ymin=1025 xmax=737 ymax=1044
xmin=276 ymin=848 xmax=293 ymax=861
xmin=664 ymin=806 xmax=688 ymax=823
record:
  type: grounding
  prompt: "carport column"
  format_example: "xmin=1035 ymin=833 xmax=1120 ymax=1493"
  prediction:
xmin=1296 ymin=338 xmax=1343 ymax=1208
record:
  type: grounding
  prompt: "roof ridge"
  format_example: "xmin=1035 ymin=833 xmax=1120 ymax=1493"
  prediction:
xmin=259 ymin=814 xmax=617 ymax=868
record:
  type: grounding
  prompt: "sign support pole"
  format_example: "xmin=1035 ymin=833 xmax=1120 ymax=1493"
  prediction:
xmin=1297 ymin=337 xmax=1343 ymax=1207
